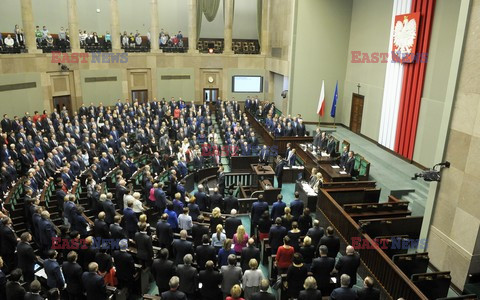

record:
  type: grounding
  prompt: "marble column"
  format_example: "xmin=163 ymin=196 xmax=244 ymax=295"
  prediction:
xmin=224 ymin=0 xmax=234 ymax=54
xmin=20 ymin=0 xmax=39 ymax=53
xmin=67 ymin=0 xmax=81 ymax=51
xmin=110 ymin=0 xmax=121 ymax=51
xmin=150 ymin=0 xmax=160 ymax=52
xmin=260 ymin=0 xmax=269 ymax=55
xmin=188 ymin=0 xmax=198 ymax=53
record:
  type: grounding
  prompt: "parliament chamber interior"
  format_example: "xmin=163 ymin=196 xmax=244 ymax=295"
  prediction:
xmin=0 ymin=0 xmax=478 ymax=299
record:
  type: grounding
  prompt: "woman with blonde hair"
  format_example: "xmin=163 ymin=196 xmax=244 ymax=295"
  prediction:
xmin=218 ymin=238 xmax=235 ymax=266
xmin=298 ymin=276 xmax=322 ymax=299
xmin=137 ymin=213 xmax=151 ymax=235
xmin=210 ymin=207 xmax=223 ymax=233
xmin=282 ymin=206 xmax=294 ymax=231
xmin=313 ymin=172 xmax=324 ymax=191
xmin=233 ymin=225 xmax=249 ymax=254
xmin=226 ymin=284 xmax=245 ymax=300
xmin=242 ymin=258 xmax=263 ymax=299
xmin=211 ymin=223 xmax=226 ymax=251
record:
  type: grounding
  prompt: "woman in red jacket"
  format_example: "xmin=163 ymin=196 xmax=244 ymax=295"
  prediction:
xmin=276 ymin=235 xmax=294 ymax=275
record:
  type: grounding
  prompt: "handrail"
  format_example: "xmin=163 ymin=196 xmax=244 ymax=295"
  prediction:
xmin=4 ymin=178 xmax=24 ymax=205
xmin=317 ymin=189 xmax=427 ymax=300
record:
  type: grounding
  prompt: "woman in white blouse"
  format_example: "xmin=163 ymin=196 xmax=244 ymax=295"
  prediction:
xmin=242 ymin=258 xmax=263 ymax=300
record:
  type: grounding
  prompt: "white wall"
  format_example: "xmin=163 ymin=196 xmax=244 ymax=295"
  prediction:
xmin=233 ymin=0 xmax=259 ymax=39
xmin=199 ymin=0 xmax=224 ymax=38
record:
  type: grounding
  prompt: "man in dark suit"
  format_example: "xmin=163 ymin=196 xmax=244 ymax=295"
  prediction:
xmin=258 ymin=145 xmax=269 ymax=164
xmin=93 ymin=212 xmax=110 ymax=239
xmin=320 ymin=226 xmax=340 ymax=259
xmin=275 ymin=156 xmax=286 ymax=188
xmin=240 ymin=238 xmax=261 ymax=272
xmin=109 ymin=215 xmax=127 ymax=240
xmin=289 ymin=192 xmax=304 ymax=220
xmin=251 ymin=279 xmax=276 ymax=300
xmin=339 ymin=146 xmax=349 ymax=168
xmin=330 ymin=274 xmax=357 ymax=300
xmin=225 ymin=209 xmax=242 ymax=239
xmin=192 ymin=216 xmax=210 ymax=248
xmin=250 ymin=194 xmax=268 ymax=236
xmin=115 ymin=180 xmax=128 ymax=211
xmin=24 ymin=280 xmax=43 ymax=300
xmin=224 ymin=189 xmax=239 ymax=214
xmin=44 ymin=250 xmax=65 ymax=290
xmin=357 ymin=276 xmax=380 ymax=300
xmin=345 ymin=151 xmax=356 ymax=176
xmin=307 ymin=220 xmax=325 ymax=250
xmin=151 ymin=248 xmax=177 ymax=294
xmin=268 ymin=218 xmax=287 ymax=254
xmin=195 ymin=234 xmax=217 ymax=270
xmin=210 ymin=188 xmax=224 ymax=212
xmin=176 ymin=254 xmax=198 ymax=300
xmin=62 ymin=251 xmax=84 ymax=300
xmin=135 ymin=223 xmax=154 ymax=267
xmin=198 ymin=260 xmax=223 ymax=300
xmin=172 ymin=230 xmax=194 ymax=265
xmin=161 ymin=276 xmax=187 ymax=300
xmin=334 ymin=245 xmax=361 ymax=288
xmin=0 ymin=217 xmax=18 ymax=272
xmin=16 ymin=232 xmax=37 ymax=284
xmin=311 ymin=245 xmax=335 ymax=295
xmin=194 ymin=184 xmax=209 ymax=211
xmin=112 ymin=239 xmax=136 ymax=292
xmin=6 ymin=268 xmax=26 ymax=300
xmin=101 ymin=193 xmax=116 ymax=225
xmin=154 ymin=182 xmax=167 ymax=212
xmin=156 ymin=213 xmax=174 ymax=249
xmin=82 ymin=262 xmax=107 ymax=300
xmin=123 ymin=199 xmax=138 ymax=238
xmin=217 ymin=166 xmax=225 ymax=196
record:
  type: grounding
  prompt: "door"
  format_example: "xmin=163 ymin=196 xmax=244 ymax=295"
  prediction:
xmin=52 ymin=95 xmax=73 ymax=117
xmin=131 ymin=89 xmax=149 ymax=104
xmin=203 ymin=88 xmax=219 ymax=103
xmin=350 ymin=93 xmax=364 ymax=134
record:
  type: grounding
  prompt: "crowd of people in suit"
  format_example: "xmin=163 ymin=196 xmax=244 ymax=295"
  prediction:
xmin=0 ymin=98 xmax=382 ymax=300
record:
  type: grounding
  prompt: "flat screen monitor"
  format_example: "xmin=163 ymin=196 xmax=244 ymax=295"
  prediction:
xmin=232 ymin=76 xmax=263 ymax=93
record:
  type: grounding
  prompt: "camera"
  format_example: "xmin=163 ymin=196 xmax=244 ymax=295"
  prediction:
xmin=411 ymin=161 xmax=450 ymax=182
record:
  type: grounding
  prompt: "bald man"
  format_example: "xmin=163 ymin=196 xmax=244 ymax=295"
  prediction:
xmin=334 ymin=245 xmax=360 ymax=288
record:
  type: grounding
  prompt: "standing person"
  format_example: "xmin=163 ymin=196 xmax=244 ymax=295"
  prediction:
xmin=218 ymin=239 xmax=236 ymax=267
xmin=334 ymin=245 xmax=360 ymax=288
xmin=198 ymin=260 xmax=223 ymax=300
xmin=242 ymin=259 xmax=263 ymax=300
xmin=176 ymin=254 xmax=198 ymax=300
xmin=220 ymin=254 xmax=243 ymax=300
xmin=298 ymin=276 xmax=322 ymax=300
xmin=226 ymin=285 xmax=245 ymax=300
xmin=274 ymin=156 xmax=286 ymax=188
xmin=286 ymin=253 xmax=308 ymax=299
xmin=161 ymin=276 xmax=187 ymax=300
xmin=233 ymin=225 xmax=248 ymax=254
xmin=250 ymin=194 xmax=268 ymax=237
xmin=250 ymin=279 xmax=275 ymax=300
xmin=275 ymin=236 xmax=294 ymax=275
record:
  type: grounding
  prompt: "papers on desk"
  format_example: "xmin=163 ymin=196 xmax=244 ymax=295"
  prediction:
xmin=35 ymin=268 xmax=47 ymax=279
xmin=332 ymin=165 xmax=340 ymax=169
xmin=284 ymin=166 xmax=304 ymax=169
xmin=301 ymin=182 xmax=317 ymax=196
xmin=339 ymin=171 xmax=348 ymax=175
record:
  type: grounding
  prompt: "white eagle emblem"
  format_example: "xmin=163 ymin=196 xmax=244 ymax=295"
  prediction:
xmin=393 ymin=16 xmax=417 ymax=54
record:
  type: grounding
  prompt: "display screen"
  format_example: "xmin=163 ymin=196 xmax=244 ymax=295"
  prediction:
xmin=232 ymin=76 xmax=263 ymax=93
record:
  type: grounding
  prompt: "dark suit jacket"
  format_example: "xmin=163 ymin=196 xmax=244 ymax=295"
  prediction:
xmin=330 ymin=287 xmax=358 ymax=300
xmin=156 ymin=220 xmax=174 ymax=248
xmin=112 ymin=250 xmax=135 ymax=281
xmin=172 ymin=239 xmax=194 ymax=265
xmin=240 ymin=245 xmax=261 ymax=271
xmin=345 ymin=157 xmax=355 ymax=176
xmin=195 ymin=244 xmax=217 ymax=270
xmin=151 ymin=258 xmax=177 ymax=293
xmin=223 ymin=196 xmax=239 ymax=214
xmin=82 ymin=271 xmax=107 ymax=300
xmin=16 ymin=241 xmax=36 ymax=277
xmin=198 ymin=269 xmax=223 ymax=299
xmin=123 ymin=207 xmax=138 ymax=234
xmin=134 ymin=231 xmax=154 ymax=261
xmin=62 ymin=261 xmax=83 ymax=294
xmin=161 ymin=290 xmax=187 ymax=300
xmin=357 ymin=287 xmax=380 ymax=300
xmin=95 ymin=252 xmax=113 ymax=273
xmin=24 ymin=292 xmax=44 ymax=300
xmin=101 ymin=200 xmax=116 ymax=224
xmin=176 ymin=264 xmax=198 ymax=294
xmin=311 ymin=256 xmax=335 ymax=290
xmin=109 ymin=223 xmax=127 ymax=240
xmin=299 ymin=289 xmax=322 ymax=300
xmin=251 ymin=291 xmax=276 ymax=300
xmin=320 ymin=235 xmax=340 ymax=259
xmin=269 ymin=225 xmax=287 ymax=253
xmin=6 ymin=281 xmax=26 ymax=300
xmin=0 ymin=225 xmax=17 ymax=255
xmin=93 ymin=219 xmax=110 ymax=239
xmin=0 ymin=270 xmax=5 ymax=300
xmin=225 ymin=217 xmax=242 ymax=239
xmin=44 ymin=258 xmax=65 ymax=289
xmin=335 ymin=253 xmax=361 ymax=287
xmin=191 ymin=223 xmax=209 ymax=248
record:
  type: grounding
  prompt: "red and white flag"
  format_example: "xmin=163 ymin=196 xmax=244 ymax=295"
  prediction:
xmin=317 ymin=80 xmax=325 ymax=116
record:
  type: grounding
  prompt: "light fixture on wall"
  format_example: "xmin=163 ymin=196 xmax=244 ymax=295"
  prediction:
xmin=208 ymin=42 xmax=214 ymax=54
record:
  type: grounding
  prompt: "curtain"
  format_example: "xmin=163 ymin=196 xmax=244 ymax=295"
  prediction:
xmin=257 ymin=0 xmax=262 ymax=46
xmin=202 ymin=0 xmax=221 ymax=22
xmin=223 ymin=0 xmax=235 ymax=23
xmin=196 ymin=0 xmax=202 ymax=42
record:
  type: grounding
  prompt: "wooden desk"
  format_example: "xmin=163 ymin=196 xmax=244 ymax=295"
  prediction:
xmin=295 ymin=181 xmax=318 ymax=211
xmin=251 ymin=164 xmax=275 ymax=184
xmin=283 ymin=166 xmax=305 ymax=183
xmin=246 ymin=111 xmax=313 ymax=156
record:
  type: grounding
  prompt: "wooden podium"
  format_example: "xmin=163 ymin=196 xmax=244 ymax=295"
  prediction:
xmin=251 ymin=164 xmax=275 ymax=186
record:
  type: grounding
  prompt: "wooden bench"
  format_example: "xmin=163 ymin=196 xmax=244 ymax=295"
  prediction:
xmin=323 ymin=187 xmax=382 ymax=206
xmin=392 ymin=252 xmax=430 ymax=278
xmin=412 ymin=272 xmax=451 ymax=299
xmin=358 ymin=216 xmax=423 ymax=240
